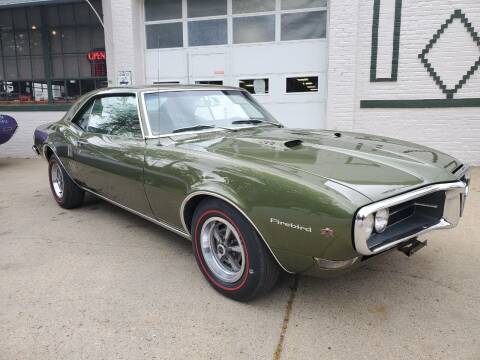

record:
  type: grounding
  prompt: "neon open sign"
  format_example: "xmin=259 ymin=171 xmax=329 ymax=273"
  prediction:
xmin=87 ymin=50 xmax=106 ymax=62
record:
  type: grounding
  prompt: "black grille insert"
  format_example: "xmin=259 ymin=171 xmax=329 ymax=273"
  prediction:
xmin=367 ymin=191 xmax=446 ymax=251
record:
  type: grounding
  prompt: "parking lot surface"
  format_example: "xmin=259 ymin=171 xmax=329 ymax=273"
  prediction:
xmin=1 ymin=158 xmax=479 ymax=360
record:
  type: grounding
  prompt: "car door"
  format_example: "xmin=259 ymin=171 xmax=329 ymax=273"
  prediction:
xmin=71 ymin=94 xmax=152 ymax=216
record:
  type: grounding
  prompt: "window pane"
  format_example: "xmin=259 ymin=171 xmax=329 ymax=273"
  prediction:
xmin=92 ymin=26 xmax=105 ymax=48
xmin=233 ymin=15 xmax=275 ymax=44
xmin=64 ymin=55 xmax=79 ymax=78
xmin=61 ymin=28 xmax=77 ymax=53
xmin=145 ymin=0 xmax=182 ymax=21
xmin=50 ymin=30 xmax=62 ymax=54
xmin=76 ymin=27 xmax=91 ymax=52
xmin=286 ymin=76 xmax=318 ymax=93
xmin=12 ymin=8 xmax=27 ymax=29
xmin=233 ymin=0 xmax=275 ymax=14
xmin=81 ymin=79 xmax=95 ymax=94
xmin=15 ymin=31 xmax=30 ymax=56
xmin=18 ymin=56 xmax=31 ymax=79
xmin=66 ymin=79 xmax=80 ymax=100
xmin=78 ymin=55 xmax=91 ymax=78
xmin=74 ymin=3 xmax=90 ymax=25
xmin=281 ymin=11 xmax=326 ymax=41
xmin=52 ymin=56 xmax=64 ymax=78
xmin=88 ymin=96 xmax=141 ymax=137
xmin=0 ymin=10 xmax=13 ymax=28
xmin=281 ymin=0 xmax=326 ymax=10
xmin=195 ymin=80 xmax=223 ymax=85
xmin=239 ymin=79 xmax=269 ymax=94
xmin=45 ymin=6 xmax=59 ymax=27
xmin=59 ymin=5 xmax=75 ymax=26
xmin=32 ymin=82 xmax=49 ymax=102
xmin=2 ymin=29 xmax=15 ymax=57
xmin=188 ymin=0 xmax=227 ymax=18
xmin=52 ymin=80 xmax=66 ymax=101
xmin=32 ymin=56 xmax=45 ymax=79
xmin=188 ymin=19 xmax=227 ymax=46
xmin=27 ymin=7 xmax=41 ymax=28
xmin=29 ymin=29 xmax=43 ymax=56
xmin=5 ymin=58 xmax=17 ymax=80
xmin=146 ymin=23 xmax=183 ymax=49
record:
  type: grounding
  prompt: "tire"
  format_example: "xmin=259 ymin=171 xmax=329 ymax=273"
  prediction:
xmin=48 ymin=155 xmax=84 ymax=209
xmin=191 ymin=198 xmax=279 ymax=301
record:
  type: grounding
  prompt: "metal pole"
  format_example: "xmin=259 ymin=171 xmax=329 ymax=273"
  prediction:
xmin=84 ymin=0 xmax=104 ymax=28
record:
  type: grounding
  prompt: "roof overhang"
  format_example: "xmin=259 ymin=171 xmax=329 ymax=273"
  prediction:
xmin=0 ymin=0 xmax=80 ymax=8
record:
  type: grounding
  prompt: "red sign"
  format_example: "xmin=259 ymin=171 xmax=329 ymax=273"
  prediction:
xmin=87 ymin=50 xmax=106 ymax=62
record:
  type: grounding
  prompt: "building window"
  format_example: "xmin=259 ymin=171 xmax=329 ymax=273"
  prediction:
xmin=239 ymin=79 xmax=269 ymax=94
xmin=144 ymin=0 xmax=327 ymax=49
xmin=286 ymin=76 xmax=319 ymax=93
xmin=233 ymin=15 xmax=275 ymax=44
xmin=188 ymin=19 xmax=228 ymax=46
xmin=145 ymin=0 xmax=182 ymax=21
xmin=281 ymin=0 xmax=327 ymax=10
xmin=195 ymin=80 xmax=223 ymax=85
xmin=146 ymin=23 xmax=183 ymax=49
xmin=281 ymin=11 xmax=327 ymax=41
xmin=0 ymin=1 xmax=107 ymax=105
xmin=187 ymin=0 xmax=227 ymax=18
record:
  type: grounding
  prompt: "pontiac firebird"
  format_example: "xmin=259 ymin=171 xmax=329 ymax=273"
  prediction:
xmin=33 ymin=86 xmax=470 ymax=301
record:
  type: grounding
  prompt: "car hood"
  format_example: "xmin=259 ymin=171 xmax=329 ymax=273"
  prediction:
xmin=176 ymin=127 xmax=461 ymax=201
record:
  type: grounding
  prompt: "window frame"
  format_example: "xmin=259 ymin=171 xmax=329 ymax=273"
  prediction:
xmin=142 ymin=0 xmax=328 ymax=50
xmin=71 ymin=93 xmax=146 ymax=139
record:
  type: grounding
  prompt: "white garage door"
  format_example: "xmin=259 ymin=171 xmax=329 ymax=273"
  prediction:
xmin=143 ymin=0 xmax=328 ymax=129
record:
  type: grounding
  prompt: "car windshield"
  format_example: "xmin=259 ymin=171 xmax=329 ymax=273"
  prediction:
xmin=143 ymin=90 xmax=281 ymax=136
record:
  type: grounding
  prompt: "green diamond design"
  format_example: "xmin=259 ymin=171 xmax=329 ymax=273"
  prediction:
xmin=418 ymin=9 xmax=480 ymax=99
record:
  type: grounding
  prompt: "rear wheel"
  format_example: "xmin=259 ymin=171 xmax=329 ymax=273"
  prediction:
xmin=192 ymin=199 xmax=279 ymax=301
xmin=48 ymin=155 xmax=84 ymax=209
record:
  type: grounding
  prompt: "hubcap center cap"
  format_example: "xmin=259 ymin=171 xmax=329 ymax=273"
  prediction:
xmin=217 ymin=244 xmax=226 ymax=256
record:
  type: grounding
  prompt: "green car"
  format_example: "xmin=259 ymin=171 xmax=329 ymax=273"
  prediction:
xmin=33 ymin=86 xmax=470 ymax=301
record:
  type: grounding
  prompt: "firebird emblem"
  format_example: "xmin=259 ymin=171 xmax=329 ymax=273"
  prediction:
xmin=321 ymin=228 xmax=335 ymax=237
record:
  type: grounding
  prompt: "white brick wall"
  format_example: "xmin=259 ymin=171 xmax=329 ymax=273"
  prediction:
xmin=328 ymin=0 xmax=480 ymax=165
xmin=0 ymin=112 xmax=65 ymax=158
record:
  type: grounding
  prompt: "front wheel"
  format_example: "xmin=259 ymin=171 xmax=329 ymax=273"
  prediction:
xmin=191 ymin=199 xmax=280 ymax=301
xmin=48 ymin=155 xmax=84 ymax=209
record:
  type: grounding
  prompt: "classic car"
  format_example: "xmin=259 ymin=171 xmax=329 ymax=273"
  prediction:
xmin=33 ymin=86 xmax=470 ymax=301
xmin=0 ymin=114 xmax=18 ymax=145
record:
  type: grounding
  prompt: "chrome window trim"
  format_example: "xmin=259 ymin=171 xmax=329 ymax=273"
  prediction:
xmin=180 ymin=190 xmax=293 ymax=274
xmin=68 ymin=90 xmax=148 ymax=140
xmin=354 ymin=181 xmax=467 ymax=256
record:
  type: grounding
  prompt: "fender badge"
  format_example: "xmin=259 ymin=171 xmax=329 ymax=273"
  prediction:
xmin=321 ymin=228 xmax=335 ymax=237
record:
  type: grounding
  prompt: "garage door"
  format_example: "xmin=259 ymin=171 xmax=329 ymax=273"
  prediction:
xmin=144 ymin=0 xmax=328 ymax=129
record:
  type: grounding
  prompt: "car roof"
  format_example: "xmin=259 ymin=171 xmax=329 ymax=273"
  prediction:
xmin=94 ymin=84 xmax=244 ymax=96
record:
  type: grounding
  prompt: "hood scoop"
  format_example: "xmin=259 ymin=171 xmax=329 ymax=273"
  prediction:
xmin=284 ymin=139 xmax=303 ymax=149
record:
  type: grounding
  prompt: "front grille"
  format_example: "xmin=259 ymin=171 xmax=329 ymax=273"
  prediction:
xmin=366 ymin=191 xmax=446 ymax=251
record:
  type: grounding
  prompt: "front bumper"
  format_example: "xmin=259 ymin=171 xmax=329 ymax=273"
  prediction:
xmin=353 ymin=179 xmax=469 ymax=257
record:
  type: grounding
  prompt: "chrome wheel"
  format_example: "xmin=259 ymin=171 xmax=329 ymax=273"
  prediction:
xmin=50 ymin=162 xmax=64 ymax=199
xmin=200 ymin=217 xmax=246 ymax=283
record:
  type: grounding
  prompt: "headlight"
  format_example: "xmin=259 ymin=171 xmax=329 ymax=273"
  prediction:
xmin=359 ymin=213 xmax=374 ymax=241
xmin=374 ymin=208 xmax=390 ymax=233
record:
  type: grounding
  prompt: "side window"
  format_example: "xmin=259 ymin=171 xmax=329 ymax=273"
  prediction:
xmin=74 ymin=95 xmax=142 ymax=138
xmin=73 ymin=101 xmax=94 ymax=130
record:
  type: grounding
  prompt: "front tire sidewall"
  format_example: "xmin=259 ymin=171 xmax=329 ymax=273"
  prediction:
xmin=192 ymin=201 xmax=272 ymax=301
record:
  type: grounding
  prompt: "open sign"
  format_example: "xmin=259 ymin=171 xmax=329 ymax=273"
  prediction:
xmin=87 ymin=50 xmax=106 ymax=62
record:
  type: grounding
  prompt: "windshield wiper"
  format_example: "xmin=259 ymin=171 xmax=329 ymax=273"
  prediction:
xmin=173 ymin=125 xmax=215 ymax=134
xmin=232 ymin=119 xmax=283 ymax=128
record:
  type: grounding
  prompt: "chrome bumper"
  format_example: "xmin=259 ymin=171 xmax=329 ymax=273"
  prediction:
xmin=354 ymin=180 xmax=468 ymax=256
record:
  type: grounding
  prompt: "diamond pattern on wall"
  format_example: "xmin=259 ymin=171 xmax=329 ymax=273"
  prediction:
xmin=418 ymin=9 xmax=480 ymax=99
